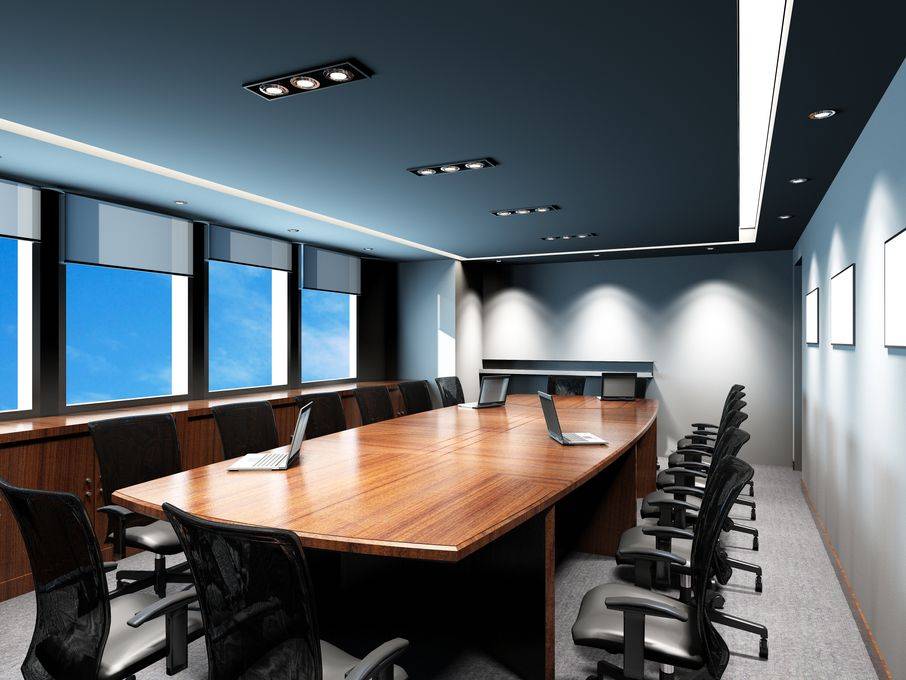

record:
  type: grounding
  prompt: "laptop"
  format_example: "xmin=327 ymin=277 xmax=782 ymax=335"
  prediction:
xmin=459 ymin=375 xmax=511 ymax=409
xmin=228 ymin=401 xmax=312 ymax=471
xmin=538 ymin=391 xmax=608 ymax=445
xmin=598 ymin=372 xmax=638 ymax=401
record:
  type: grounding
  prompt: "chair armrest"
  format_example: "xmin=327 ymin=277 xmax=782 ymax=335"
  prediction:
xmin=675 ymin=445 xmax=714 ymax=455
xmin=646 ymin=496 xmax=698 ymax=512
xmin=103 ymin=562 xmax=118 ymax=573
xmin=641 ymin=526 xmax=694 ymax=541
xmin=663 ymin=485 xmax=704 ymax=499
xmin=689 ymin=430 xmax=717 ymax=438
xmin=604 ymin=596 xmax=688 ymax=622
xmin=691 ymin=422 xmax=718 ymax=430
xmin=344 ymin=638 xmax=409 ymax=680
xmin=663 ymin=466 xmax=709 ymax=478
xmin=97 ymin=504 xmax=138 ymax=518
xmin=128 ymin=587 xmax=198 ymax=627
xmin=617 ymin=545 xmax=688 ymax=565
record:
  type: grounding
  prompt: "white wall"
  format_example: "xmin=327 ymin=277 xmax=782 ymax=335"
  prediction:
xmin=478 ymin=251 xmax=794 ymax=465
xmin=792 ymin=60 xmax=906 ymax=676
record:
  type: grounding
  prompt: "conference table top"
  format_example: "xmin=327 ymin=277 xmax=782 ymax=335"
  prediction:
xmin=113 ymin=395 xmax=657 ymax=562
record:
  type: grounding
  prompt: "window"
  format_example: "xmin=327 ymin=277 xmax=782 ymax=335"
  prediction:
xmin=208 ymin=260 xmax=288 ymax=391
xmin=301 ymin=289 xmax=356 ymax=382
xmin=66 ymin=264 xmax=188 ymax=404
xmin=0 ymin=237 xmax=33 ymax=412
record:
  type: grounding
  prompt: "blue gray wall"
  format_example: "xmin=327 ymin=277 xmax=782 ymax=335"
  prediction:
xmin=792 ymin=59 xmax=906 ymax=677
xmin=472 ymin=251 xmax=795 ymax=466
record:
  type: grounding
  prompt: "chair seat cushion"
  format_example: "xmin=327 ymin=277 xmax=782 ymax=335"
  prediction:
xmin=321 ymin=640 xmax=408 ymax=680
xmin=124 ymin=520 xmax=182 ymax=554
xmin=572 ymin=582 xmax=703 ymax=669
xmin=616 ymin=526 xmax=692 ymax=567
xmin=99 ymin=591 xmax=204 ymax=680
xmin=640 ymin=491 xmax=700 ymax=522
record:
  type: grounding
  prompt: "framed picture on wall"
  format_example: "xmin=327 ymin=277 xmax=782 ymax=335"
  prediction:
xmin=830 ymin=264 xmax=855 ymax=346
xmin=805 ymin=287 xmax=819 ymax=345
xmin=885 ymin=227 xmax=906 ymax=347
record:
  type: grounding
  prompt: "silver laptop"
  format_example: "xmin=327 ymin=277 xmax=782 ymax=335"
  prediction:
xmin=228 ymin=401 xmax=312 ymax=471
xmin=599 ymin=372 xmax=637 ymax=401
xmin=538 ymin=391 xmax=608 ymax=445
xmin=460 ymin=375 xmax=510 ymax=409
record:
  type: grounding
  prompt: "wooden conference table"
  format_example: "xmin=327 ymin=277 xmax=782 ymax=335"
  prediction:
xmin=114 ymin=394 xmax=658 ymax=680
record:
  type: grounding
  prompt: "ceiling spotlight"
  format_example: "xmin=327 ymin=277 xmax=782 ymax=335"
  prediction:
xmin=363 ymin=247 xmax=374 ymax=251
xmin=287 ymin=228 xmax=300 ymax=233
xmin=543 ymin=236 xmax=557 ymax=241
xmin=495 ymin=211 xmax=513 ymax=216
xmin=495 ymin=259 xmax=502 ymax=263
xmin=789 ymin=177 xmax=809 ymax=184
xmin=440 ymin=165 xmax=461 ymax=173
xmin=778 ymin=214 xmax=794 ymax=220
xmin=707 ymin=247 xmax=715 ymax=251
xmin=290 ymin=75 xmax=320 ymax=90
xmin=535 ymin=206 xmax=550 ymax=213
xmin=492 ymin=204 xmax=560 ymax=216
xmin=416 ymin=168 xmax=437 ymax=176
xmin=174 ymin=200 xmax=188 ymax=205
xmin=325 ymin=68 xmax=354 ymax=82
xmin=409 ymin=158 xmax=497 ymax=177
xmin=259 ymin=83 xmax=289 ymax=97
xmin=515 ymin=209 xmax=531 ymax=215
xmin=576 ymin=233 xmax=589 ymax=238
xmin=594 ymin=254 xmax=600 ymax=257
xmin=562 ymin=235 xmax=572 ymax=240
xmin=465 ymin=161 xmax=485 ymax=170
xmin=808 ymin=109 xmax=836 ymax=120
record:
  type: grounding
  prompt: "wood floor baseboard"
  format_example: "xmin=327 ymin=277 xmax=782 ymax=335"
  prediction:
xmin=800 ymin=479 xmax=893 ymax=680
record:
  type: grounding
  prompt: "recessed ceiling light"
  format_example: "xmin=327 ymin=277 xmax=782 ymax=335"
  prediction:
xmin=287 ymin=227 xmax=300 ymax=233
xmin=496 ymin=211 xmax=513 ymax=216
xmin=290 ymin=75 xmax=320 ymax=90
xmin=492 ymin=204 xmax=560 ymax=216
xmin=515 ymin=209 xmax=531 ymax=215
xmin=707 ymin=247 xmax=715 ymax=251
xmin=808 ymin=109 xmax=836 ymax=120
xmin=543 ymin=236 xmax=557 ymax=241
xmin=174 ymin=200 xmax=188 ymax=205
xmin=363 ymin=247 xmax=374 ymax=251
xmin=535 ymin=207 xmax=550 ymax=213
xmin=789 ymin=177 xmax=809 ymax=184
xmin=593 ymin=254 xmax=600 ymax=257
xmin=409 ymin=158 xmax=497 ymax=177
xmin=562 ymin=235 xmax=572 ymax=240
xmin=495 ymin=259 xmax=502 ymax=263
xmin=576 ymin=233 xmax=589 ymax=238
xmin=778 ymin=214 xmax=794 ymax=220
xmin=325 ymin=68 xmax=354 ymax=82
xmin=259 ymin=83 xmax=289 ymax=97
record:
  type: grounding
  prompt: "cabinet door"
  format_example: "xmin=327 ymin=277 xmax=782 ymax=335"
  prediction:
xmin=0 ymin=445 xmax=42 ymax=587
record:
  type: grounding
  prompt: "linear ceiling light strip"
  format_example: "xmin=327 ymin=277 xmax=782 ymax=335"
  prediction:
xmin=0 ymin=118 xmax=463 ymax=261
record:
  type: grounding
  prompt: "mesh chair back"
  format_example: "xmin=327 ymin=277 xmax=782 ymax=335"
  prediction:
xmin=354 ymin=386 xmax=394 ymax=425
xmin=164 ymin=503 xmax=322 ymax=680
xmin=212 ymin=401 xmax=280 ymax=460
xmin=398 ymin=381 xmax=433 ymax=415
xmin=546 ymin=376 xmax=586 ymax=396
xmin=89 ymin=414 xmax=182 ymax=506
xmin=0 ymin=479 xmax=109 ymax=680
xmin=713 ymin=398 xmax=746 ymax=441
xmin=297 ymin=393 xmax=347 ymax=440
xmin=690 ymin=454 xmax=754 ymax=677
xmin=434 ymin=376 xmax=464 ymax=407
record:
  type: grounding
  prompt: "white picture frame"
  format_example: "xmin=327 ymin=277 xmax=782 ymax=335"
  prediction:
xmin=885 ymin=227 xmax=906 ymax=348
xmin=805 ymin=287 xmax=819 ymax=345
xmin=830 ymin=264 xmax=855 ymax=347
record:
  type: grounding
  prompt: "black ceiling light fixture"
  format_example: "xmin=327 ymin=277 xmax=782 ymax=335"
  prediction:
xmin=540 ymin=232 xmax=597 ymax=241
xmin=492 ymin=204 xmax=560 ymax=217
xmin=808 ymin=108 xmax=837 ymax=120
xmin=408 ymin=157 xmax=498 ymax=177
xmin=244 ymin=58 xmax=372 ymax=101
xmin=789 ymin=177 xmax=810 ymax=184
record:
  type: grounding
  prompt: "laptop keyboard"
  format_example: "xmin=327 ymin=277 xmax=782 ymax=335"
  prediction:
xmin=253 ymin=452 xmax=286 ymax=468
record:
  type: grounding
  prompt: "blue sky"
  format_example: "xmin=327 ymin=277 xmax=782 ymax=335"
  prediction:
xmin=302 ymin=289 xmax=350 ymax=381
xmin=0 ymin=238 xmax=16 ymax=410
xmin=66 ymin=264 xmax=172 ymax=404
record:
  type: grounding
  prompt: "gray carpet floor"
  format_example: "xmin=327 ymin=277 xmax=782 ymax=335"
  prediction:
xmin=0 ymin=464 xmax=878 ymax=679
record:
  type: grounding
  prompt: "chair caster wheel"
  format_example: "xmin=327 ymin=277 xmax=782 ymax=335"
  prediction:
xmin=755 ymin=575 xmax=763 ymax=593
xmin=659 ymin=670 xmax=675 ymax=680
xmin=759 ymin=637 xmax=769 ymax=659
xmin=753 ymin=536 xmax=759 ymax=551
xmin=751 ymin=508 xmax=757 ymax=521
xmin=711 ymin=594 xmax=725 ymax=609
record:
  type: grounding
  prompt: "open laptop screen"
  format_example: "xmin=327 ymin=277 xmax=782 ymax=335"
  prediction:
xmin=538 ymin=391 xmax=562 ymax=439
xmin=479 ymin=375 xmax=510 ymax=404
xmin=288 ymin=402 xmax=313 ymax=463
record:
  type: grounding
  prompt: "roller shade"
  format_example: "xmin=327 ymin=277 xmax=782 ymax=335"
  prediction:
xmin=0 ymin=179 xmax=40 ymax=241
xmin=301 ymin=244 xmax=361 ymax=295
xmin=207 ymin=224 xmax=291 ymax=271
xmin=66 ymin=195 xmax=192 ymax=275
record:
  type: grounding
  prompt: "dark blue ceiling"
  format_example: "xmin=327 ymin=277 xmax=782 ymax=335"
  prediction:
xmin=0 ymin=1 xmax=739 ymax=259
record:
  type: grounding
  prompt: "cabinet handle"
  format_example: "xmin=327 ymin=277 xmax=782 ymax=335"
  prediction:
xmin=85 ymin=491 xmax=92 ymax=499
xmin=84 ymin=478 xmax=92 ymax=487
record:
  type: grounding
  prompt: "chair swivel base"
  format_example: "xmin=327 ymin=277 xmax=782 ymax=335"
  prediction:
xmin=116 ymin=555 xmax=193 ymax=597
xmin=589 ymin=658 xmax=676 ymax=680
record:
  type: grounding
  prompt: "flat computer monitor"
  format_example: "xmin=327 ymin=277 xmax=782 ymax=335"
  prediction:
xmin=600 ymin=372 xmax=637 ymax=401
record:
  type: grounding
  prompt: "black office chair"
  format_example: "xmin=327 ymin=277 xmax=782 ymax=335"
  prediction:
xmin=687 ymin=385 xmax=745 ymax=439
xmin=0 ymin=478 xmax=203 ymax=680
xmin=398 ymin=380 xmax=433 ymax=415
xmin=434 ymin=376 xmax=464 ymax=407
xmin=297 ymin=392 xmax=347 ymax=439
xmin=546 ymin=375 xmax=586 ymax=396
xmin=89 ymin=414 xmax=193 ymax=597
xmin=163 ymin=502 xmax=409 ymax=680
xmin=354 ymin=386 xmax=395 ymax=425
xmin=658 ymin=409 xmax=749 ymax=491
xmin=572 ymin=456 xmax=756 ymax=680
xmin=211 ymin=400 xmax=280 ymax=460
